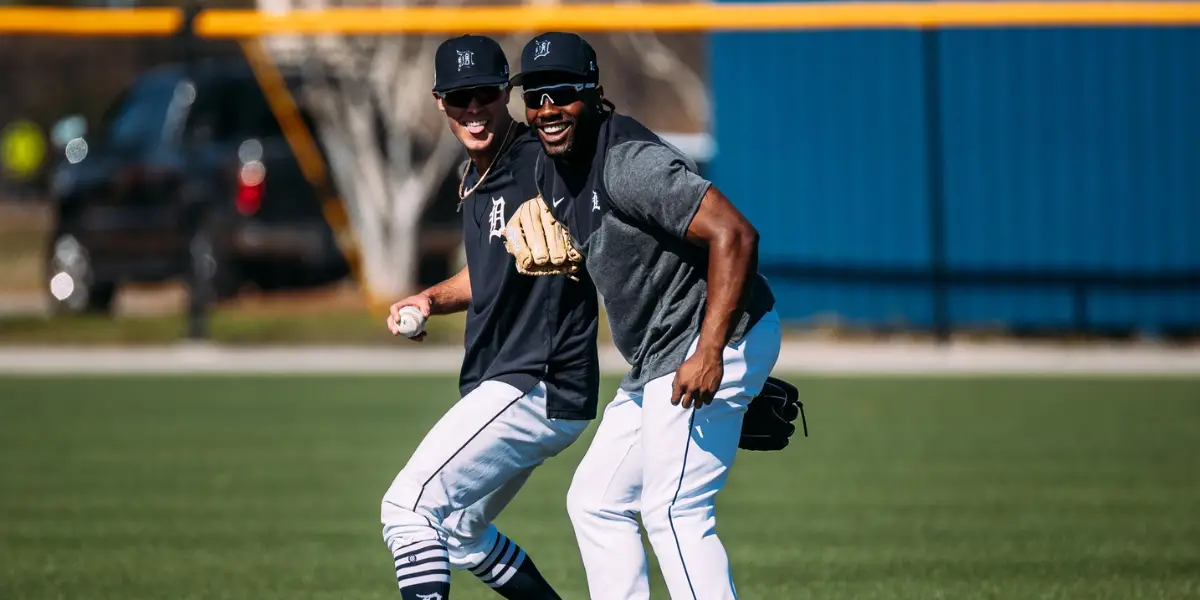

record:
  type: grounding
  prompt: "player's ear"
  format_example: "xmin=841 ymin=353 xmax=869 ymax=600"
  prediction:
xmin=433 ymin=92 xmax=445 ymax=112
xmin=593 ymin=85 xmax=607 ymax=111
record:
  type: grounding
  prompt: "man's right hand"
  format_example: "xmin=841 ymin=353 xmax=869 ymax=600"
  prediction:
xmin=387 ymin=294 xmax=433 ymax=341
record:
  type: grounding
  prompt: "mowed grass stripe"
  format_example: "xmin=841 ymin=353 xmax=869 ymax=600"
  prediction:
xmin=1 ymin=375 xmax=1198 ymax=599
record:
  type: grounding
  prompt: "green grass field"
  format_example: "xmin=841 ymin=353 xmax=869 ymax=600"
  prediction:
xmin=2 ymin=375 xmax=1198 ymax=600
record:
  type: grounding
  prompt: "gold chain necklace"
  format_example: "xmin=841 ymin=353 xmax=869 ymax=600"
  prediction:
xmin=457 ymin=120 xmax=517 ymax=211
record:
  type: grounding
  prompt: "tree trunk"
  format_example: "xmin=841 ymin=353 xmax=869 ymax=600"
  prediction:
xmin=360 ymin=215 xmax=420 ymax=300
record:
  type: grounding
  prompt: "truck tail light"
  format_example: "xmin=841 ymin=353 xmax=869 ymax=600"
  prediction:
xmin=236 ymin=160 xmax=266 ymax=216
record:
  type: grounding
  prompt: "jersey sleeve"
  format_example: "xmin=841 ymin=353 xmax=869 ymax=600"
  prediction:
xmin=602 ymin=140 xmax=712 ymax=240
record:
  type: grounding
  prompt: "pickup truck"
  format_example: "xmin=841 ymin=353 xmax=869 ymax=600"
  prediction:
xmin=45 ymin=59 xmax=350 ymax=314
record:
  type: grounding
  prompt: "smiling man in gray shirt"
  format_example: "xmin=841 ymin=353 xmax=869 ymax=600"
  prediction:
xmin=505 ymin=32 xmax=782 ymax=600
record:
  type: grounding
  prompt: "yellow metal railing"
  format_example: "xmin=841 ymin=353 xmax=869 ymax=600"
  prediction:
xmin=2 ymin=2 xmax=1200 ymax=37
xmin=0 ymin=7 xmax=181 ymax=36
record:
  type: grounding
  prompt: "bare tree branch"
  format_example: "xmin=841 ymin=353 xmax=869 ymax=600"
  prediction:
xmin=256 ymin=0 xmax=474 ymax=297
xmin=611 ymin=34 xmax=709 ymax=127
xmin=605 ymin=0 xmax=710 ymax=128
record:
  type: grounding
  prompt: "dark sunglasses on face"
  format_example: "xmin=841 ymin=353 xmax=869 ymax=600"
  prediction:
xmin=439 ymin=85 xmax=506 ymax=109
xmin=522 ymin=83 xmax=598 ymax=110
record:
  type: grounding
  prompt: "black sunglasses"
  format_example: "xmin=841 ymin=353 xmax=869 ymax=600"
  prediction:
xmin=521 ymin=83 xmax=598 ymax=110
xmin=439 ymin=85 xmax=506 ymax=109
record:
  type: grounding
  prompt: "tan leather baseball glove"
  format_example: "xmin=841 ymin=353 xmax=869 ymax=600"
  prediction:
xmin=502 ymin=195 xmax=584 ymax=278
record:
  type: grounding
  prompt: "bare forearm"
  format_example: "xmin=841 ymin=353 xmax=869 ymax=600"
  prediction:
xmin=423 ymin=266 xmax=471 ymax=315
xmin=695 ymin=228 xmax=757 ymax=356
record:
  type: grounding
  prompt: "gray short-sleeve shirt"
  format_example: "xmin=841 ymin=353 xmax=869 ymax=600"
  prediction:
xmin=540 ymin=113 xmax=774 ymax=391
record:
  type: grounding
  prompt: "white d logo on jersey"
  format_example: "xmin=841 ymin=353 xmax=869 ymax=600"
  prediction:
xmin=489 ymin=196 xmax=506 ymax=241
xmin=591 ymin=190 xmax=600 ymax=212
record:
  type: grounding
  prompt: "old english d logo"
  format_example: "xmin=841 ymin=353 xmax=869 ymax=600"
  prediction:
xmin=489 ymin=196 xmax=506 ymax=241
xmin=456 ymin=49 xmax=474 ymax=71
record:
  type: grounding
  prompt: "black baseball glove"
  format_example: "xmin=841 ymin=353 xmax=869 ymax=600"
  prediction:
xmin=739 ymin=376 xmax=807 ymax=451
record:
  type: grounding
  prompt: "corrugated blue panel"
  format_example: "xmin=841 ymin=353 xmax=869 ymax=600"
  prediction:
xmin=767 ymin=281 xmax=934 ymax=328
xmin=710 ymin=31 xmax=930 ymax=267
xmin=1089 ymin=291 xmax=1200 ymax=331
xmin=938 ymin=28 xmax=1200 ymax=329
xmin=711 ymin=31 xmax=931 ymax=322
xmin=711 ymin=24 xmax=1200 ymax=332
xmin=940 ymin=28 xmax=1200 ymax=271
xmin=948 ymin=287 xmax=1077 ymax=329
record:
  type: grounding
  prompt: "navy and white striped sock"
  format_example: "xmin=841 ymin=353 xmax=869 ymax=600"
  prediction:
xmin=472 ymin=533 xmax=526 ymax=589
xmin=392 ymin=539 xmax=451 ymax=599
xmin=471 ymin=533 xmax=561 ymax=600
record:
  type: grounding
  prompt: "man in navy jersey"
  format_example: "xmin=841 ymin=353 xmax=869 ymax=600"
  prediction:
xmin=380 ymin=34 xmax=599 ymax=600
xmin=505 ymin=32 xmax=782 ymax=600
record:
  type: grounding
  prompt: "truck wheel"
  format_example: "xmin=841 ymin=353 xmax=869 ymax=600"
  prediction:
xmin=45 ymin=231 xmax=116 ymax=315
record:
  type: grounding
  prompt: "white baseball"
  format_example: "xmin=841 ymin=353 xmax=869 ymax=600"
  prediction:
xmin=396 ymin=305 xmax=426 ymax=338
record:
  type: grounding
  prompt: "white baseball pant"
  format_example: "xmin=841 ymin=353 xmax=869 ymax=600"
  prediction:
xmin=381 ymin=380 xmax=588 ymax=587
xmin=566 ymin=310 xmax=782 ymax=599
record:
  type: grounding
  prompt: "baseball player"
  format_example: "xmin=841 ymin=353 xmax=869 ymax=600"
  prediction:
xmin=501 ymin=32 xmax=798 ymax=600
xmin=380 ymin=34 xmax=600 ymax=600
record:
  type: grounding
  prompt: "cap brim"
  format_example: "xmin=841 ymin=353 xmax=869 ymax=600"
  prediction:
xmin=433 ymin=74 xmax=510 ymax=94
xmin=510 ymin=66 xmax=591 ymax=88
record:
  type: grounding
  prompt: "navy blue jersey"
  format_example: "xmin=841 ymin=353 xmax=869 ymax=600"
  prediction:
xmin=458 ymin=123 xmax=600 ymax=420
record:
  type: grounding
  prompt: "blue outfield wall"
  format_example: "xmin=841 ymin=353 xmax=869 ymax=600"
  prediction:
xmin=710 ymin=26 xmax=1200 ymax=333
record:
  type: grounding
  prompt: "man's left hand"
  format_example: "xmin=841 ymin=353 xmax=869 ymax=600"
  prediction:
xmin=671 ymin=349 xmax=724 ymax=409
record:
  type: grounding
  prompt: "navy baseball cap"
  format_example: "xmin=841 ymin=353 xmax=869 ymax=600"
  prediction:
xmin=510 ymin=32 xmax=599 ymax=88
xmin=432 ymin=35 xmax=510 ymax=94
